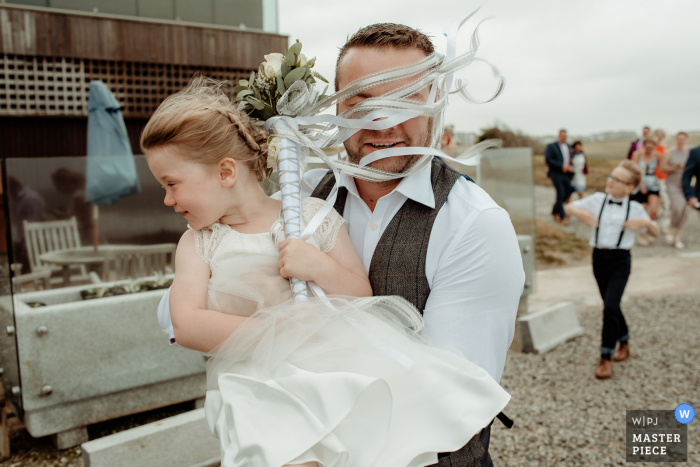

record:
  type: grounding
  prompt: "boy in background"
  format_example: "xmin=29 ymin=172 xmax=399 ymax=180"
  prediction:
xmin=565 ymin=160 xmax=659 ymax=379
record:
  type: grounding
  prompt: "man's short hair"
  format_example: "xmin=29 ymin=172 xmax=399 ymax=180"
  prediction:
xmin=617 ymin=160 xmax=642 ymax=187
xmin=335 ymin=23 xmax=434 ymax=89
xmin=559 ymin=129 xmax=567 ymax=134
xmin=678 ymin=131 xmax=688 ymax=137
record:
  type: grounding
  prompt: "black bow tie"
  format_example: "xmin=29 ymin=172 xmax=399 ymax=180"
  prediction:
xmin=608 ymin=199 xmax=623 ymax=206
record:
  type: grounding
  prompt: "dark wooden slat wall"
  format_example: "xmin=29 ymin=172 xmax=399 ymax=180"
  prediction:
xmin=0 ymin=116 xmax=148 ymax=158
xmin=0 ymin=5 xmax=288 ymax=67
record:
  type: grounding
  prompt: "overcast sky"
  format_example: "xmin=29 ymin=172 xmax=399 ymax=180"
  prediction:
xmin=278 ymin=0 xmax=700 ymax=137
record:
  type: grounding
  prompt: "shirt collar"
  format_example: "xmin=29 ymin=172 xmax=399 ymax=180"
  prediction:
xmin=337 ymin=158 xmax=436 ymax=209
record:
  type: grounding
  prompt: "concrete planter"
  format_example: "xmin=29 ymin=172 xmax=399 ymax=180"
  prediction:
xmin=8 ymin=278 xmax=205 ymax=444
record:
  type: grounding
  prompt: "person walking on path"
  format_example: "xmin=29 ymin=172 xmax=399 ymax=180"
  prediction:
xmin=627 ymin=126 xmax=651 ymax=159
xmin=652 ymin=129 xmax=672 ymax=234
xmin=565 ymin=160 xmax=659 ymax=379
xmin=571 ymin=140 xmax=588 ymax=199
xmin=660 ymin=131 xmax=690 ymax=248
xmin=682 ymin=144 xmax=700 ymax=211
xmin=545 ymin=129 xmax=574 ymax=224
xmin=631 ymin=137 xmax=661 ymax=245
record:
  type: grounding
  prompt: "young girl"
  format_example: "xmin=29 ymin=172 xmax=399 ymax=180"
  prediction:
xmin=141 ymin=78 xmax=509 ymax=467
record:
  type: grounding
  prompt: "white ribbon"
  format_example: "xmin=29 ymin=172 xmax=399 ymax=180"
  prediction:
xmin=267 ymin=8 xmax=504 ymax=302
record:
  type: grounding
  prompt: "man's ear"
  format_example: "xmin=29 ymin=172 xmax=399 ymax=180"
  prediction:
xmin=218 ymin=158 xmax=238 ymax=187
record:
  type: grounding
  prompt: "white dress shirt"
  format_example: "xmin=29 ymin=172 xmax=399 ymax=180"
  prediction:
xmin=159 ymin=161 xmax=525 ymax=382
xmin=559 ymin=142 xmax=571 ymax=166
xmin=572 ymin=192 xmax=649 ymax=250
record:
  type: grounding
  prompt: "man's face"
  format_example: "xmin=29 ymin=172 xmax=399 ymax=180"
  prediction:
xmin=337 ymin=46 xmax=432 ymax=173
xmin=642 ymin=127 xmax=650 ymax=137
xmin=677 ymin=133 xmax=687 ymax=148
xmin=558 ymin=131 xmax=567 ymax=144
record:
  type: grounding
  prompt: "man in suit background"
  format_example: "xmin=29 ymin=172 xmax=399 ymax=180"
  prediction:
xmin=545 ymin=129 xmax=574 ymax=225
xmin=682 ymin=145 xmax=700 ymax=209
xmin=627 ymin=126 xmax=651 ymax=159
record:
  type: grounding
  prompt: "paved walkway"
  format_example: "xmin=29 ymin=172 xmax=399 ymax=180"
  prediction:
xmin=529 ymin=251 xmax=700 ymax=308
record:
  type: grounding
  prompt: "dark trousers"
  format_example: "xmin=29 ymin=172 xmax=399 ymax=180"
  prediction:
xmin=549 ymin=172 xmax=572 ymax=220
xmin=592 ymin=248 xmax=631 ymax=359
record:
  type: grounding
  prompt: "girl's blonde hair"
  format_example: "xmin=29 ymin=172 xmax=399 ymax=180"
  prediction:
xmin=140 ymin=75 xmax=269 ymax=181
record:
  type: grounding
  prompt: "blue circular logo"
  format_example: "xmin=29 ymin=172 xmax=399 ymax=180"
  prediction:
xmin=675 ymin=404 xmax=695 ymax=424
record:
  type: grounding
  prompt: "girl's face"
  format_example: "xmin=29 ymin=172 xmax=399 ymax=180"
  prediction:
xmin=146 ymin=145 xmax=231 ymax=230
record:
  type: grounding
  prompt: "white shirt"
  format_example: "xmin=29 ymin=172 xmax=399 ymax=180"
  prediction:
xmin=559 ymin=142 xmax=571 ymax=166
xmin=572 ymin=192 xmax=649 ymax=250
xmin=159 ymin=162 xmax=525 ymax=382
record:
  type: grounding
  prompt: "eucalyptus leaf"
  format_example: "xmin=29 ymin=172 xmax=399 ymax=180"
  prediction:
xmin=265 ymin=167 xmax=274 ymax=179
xmin=305 ymin=76 xmax=316 ymax=85
xmin=307 ymin=57 xmax=316 ymax=68
xmin=246 ymin=96 xmax=266 ymax=110
xmin=276 ymin=76 xmax=286 ymax=95
xmin=233 ymin=85 xmax=248 ymax=93
xmin=252 ymin=86 xmax=262 ymax=100
xmin=250 ymin=71 xmax=256 ymax=83
xmin=302 ymin=66 xmax=311 ymax=80
xmin=239 ymin=79 xmax=249 ymax=86
xmin=236 ymin=89 xmax=254 ymax=101
xmin=313 ymin=71 xmax=329 ymax=83
xmin=281 ymin=63 xmax=291 ymax=78
xmin=289 ymin=41 xmax=302 ymax=55
xmin=285 ymin=52 xmax=297 ymax=67
xmin=261 ymin=105 xmax=276 ymax=120
xmin=284 ymin=66 xmax=307 ymax=88
xmin=320 ymin=84 xmax=328 ymax=96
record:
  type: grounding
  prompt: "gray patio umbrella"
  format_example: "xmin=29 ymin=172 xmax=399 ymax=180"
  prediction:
xmin=85 ymin=80 xmax=141 ymax=252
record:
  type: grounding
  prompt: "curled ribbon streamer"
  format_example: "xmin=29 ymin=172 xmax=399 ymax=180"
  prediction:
xmin=266 ymin=7 xmax=503 ymax=301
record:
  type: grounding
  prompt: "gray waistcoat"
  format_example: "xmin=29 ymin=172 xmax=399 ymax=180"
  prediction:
xmin=311 ymin=159 xmax=488 ymax=467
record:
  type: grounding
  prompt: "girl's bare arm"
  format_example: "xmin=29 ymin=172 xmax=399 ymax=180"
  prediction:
xmin=170 ymin=230 xmax=247 ymax=352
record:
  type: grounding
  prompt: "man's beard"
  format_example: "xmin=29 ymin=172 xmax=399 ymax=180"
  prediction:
xmin=344 ymin=119 xmax=433 ymax=178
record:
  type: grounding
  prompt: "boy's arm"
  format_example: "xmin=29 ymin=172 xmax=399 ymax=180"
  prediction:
xmin=565 ymin=203 xmax=599 ymax=227
xmin=170 ymin=230 xmax=247 ymax=352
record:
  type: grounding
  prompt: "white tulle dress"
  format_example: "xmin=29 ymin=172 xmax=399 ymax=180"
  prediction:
xmin=195 ymin=198 xmax=510 ymax=467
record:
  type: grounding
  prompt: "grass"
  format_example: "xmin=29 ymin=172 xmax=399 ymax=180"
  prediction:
xmin=535 ymin=219 xmax=592 ymax=269
xmin=533 ymin=154 xmax=619 ymax=192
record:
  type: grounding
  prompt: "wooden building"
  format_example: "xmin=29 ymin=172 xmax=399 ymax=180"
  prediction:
xmin=0 ymin=2 xmax=288 ymax=157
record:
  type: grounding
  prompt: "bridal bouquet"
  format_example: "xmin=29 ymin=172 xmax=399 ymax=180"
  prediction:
xmin=234 ymin=40 xmax=329 ymax=121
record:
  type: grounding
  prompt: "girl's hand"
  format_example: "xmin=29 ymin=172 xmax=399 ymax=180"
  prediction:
xmin=278 ymin=238 xmax=328 ymax=282
xmin=640 ymin=184 xmax=647 ymax=194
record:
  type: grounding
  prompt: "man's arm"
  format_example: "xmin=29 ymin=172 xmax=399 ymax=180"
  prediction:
xmin=544 ymin=143 xmax=561 ymax=171
xmin=421 ymin=208 xmax=524 ymax=382
xmin=682 ymin=149 xmax=699 ymax=202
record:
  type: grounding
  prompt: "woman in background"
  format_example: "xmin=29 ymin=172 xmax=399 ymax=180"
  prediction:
xmin=631 ymin=137 xmax=661 ymax=246
xmin=571 ymin=140 xmax=588 ymax=199
xmin=660 ymin=131 xmax=690 ymax=249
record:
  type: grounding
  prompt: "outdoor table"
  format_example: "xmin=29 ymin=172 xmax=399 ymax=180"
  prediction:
xmin=39 ymin=245 xmax=137 ymax=287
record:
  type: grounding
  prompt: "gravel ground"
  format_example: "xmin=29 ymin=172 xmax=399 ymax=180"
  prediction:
xmin=491 ymin=292 xmax=700 ymax=466
xmin=535 ymin=185 xmax=700 ymax=258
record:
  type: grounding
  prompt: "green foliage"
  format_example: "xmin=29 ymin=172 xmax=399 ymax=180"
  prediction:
xmin=233 ymin=39 xmax=323 ymax=121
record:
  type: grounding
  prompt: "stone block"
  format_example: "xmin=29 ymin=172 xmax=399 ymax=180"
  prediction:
xmin=516 ymin=301 xmax=583 ymax=353
xmin=82 ymin=408 xmax=220 ymax=467
xmin=52 ymin=425 xmax=88 ymax=450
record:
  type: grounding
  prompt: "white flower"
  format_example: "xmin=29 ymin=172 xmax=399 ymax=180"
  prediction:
xmin=298 ymin=53 xmax=308 ymax=67
xmin=267 ymin=137 xmax=282 ymax=169
xmin=261 ymin=62 xmax=276 ymax=80
xmin=263 ymin=53 xmax=284 ymax=77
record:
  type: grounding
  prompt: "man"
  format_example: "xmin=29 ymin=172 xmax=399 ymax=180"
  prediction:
xmin=545 ymin=129 xmax=574 ymax=224
xmin=159 ymin=23 xmax=524 ymax=467
xmin=627 ymin=126 xmax=651 ymax=159
xmin=682 ymin=144 xmax=700 ymax=210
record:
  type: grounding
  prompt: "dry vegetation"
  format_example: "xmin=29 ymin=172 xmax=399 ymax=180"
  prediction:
xmin=535 ymin=219 xmax=591 ymax=269
xmin=533 ymin=155 xmax=619 ymax=192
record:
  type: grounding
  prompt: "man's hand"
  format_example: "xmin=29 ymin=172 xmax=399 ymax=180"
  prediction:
xmin=689 ymin=197 xmax=699 ymax=209
xmin=278 ymin=238 xmax=328 ymax=282
xmin=563 ymin=164 xmax=573 ymax=173
xmin=623 ymin=218 xmax=651 ymax=231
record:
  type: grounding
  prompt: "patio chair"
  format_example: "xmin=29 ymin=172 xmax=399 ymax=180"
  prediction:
xmin=10 ymin=263 xmax=51 ymax=293
xmin=23 ymin=217 xmax=90 ymax=286
xmin=100 ymin=243 xmax=176 ymax=282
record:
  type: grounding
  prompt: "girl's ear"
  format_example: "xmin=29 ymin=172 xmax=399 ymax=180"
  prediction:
xmin=218 ymin=158 xmax=238 ymax=187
